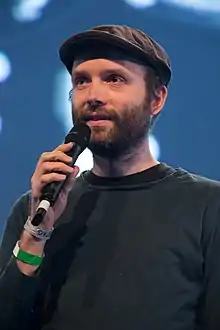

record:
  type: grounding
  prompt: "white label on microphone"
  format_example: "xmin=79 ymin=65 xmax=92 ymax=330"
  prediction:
xmin=37 ymin=200 xmax=50 ymax=212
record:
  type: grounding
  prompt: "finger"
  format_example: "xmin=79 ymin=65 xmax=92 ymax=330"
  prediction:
xmin=54 ymin=142 xmax=74 ymax=152
xmin=41 ymin=162 xmax=74 ymax=175
xmin=40 ymin=172 xmax=67 ymax=185
xmin=62 ymin=166 xmax=79 ymax=193
xmin=30 ymin=196 xmax=40 ymax=217
xmin=40 ymin=151 xmax=73 ymax=165
xmin=36 ymin=143 xmax=74 ymax=169
xmin=52 ymin=167 xmax=79 ymax=210
xmin=73 ymin=165 xmax=80 ymax=177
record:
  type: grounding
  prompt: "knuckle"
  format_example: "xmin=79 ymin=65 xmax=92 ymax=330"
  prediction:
xmin=54 ymin=173 xmax=66 ymax=181
xmin=55 ymin=144 xmax=65 ymax=151
xmin=52 ymin=151 xmax=64 ymax=161
xmin=54 ymin=150 xmax=62 ymax=155
xmin=40 ymin=175 xmax=47 ymax=184
xmin=31 ymin=172 xmax=39 ymax=185
xmin=59 ymin=162 xmax=69 ymax=169
xmin=42 ymin=162 xmax=51 ymax=171
xmin=41 ymin=152 xmax=49 ymax=160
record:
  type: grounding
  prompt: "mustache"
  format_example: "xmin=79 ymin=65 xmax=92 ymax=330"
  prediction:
xmin=78 ymin=108 xmax=118 ymax=122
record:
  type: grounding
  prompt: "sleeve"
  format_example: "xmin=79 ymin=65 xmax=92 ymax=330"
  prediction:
xmin=198 ymin=190 xmax=220 ymax=330
xmin=0 ymin=192 xmax=39 ymax=330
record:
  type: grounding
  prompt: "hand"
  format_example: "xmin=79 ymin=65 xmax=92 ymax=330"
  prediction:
xmin=30 ymin=142 xmax=79 ymax=228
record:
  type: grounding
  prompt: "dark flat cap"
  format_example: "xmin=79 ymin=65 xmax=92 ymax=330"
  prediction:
xmin=59 ymin=25 xmax=171 ymax=87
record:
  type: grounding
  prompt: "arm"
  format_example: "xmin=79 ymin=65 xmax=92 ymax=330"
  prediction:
xmin=0 ymin=193 xmax=40 ymax=329
xmin=0 ymin=143 xmax=79 ymax=329
xmin=198 ymin=191 xmax=220 ymax=330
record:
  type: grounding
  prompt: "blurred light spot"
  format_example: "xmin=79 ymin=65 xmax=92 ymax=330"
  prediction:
xmin=149 ymin=134 xmax=160 ymax=160
xmin=0 ymin=116 xmax=2 ymax=135
xmin=164 ymin=0 xmax=220 ymax=13
xmin=0 ymin=52 xmax=11 ymax=83
xmin=75 ymin=148 xmax=94 ymax=176
xmin=124 ymin=0 xmax=220 ymax=12
xmin=12 ymin=0 xmax=51 ymax=22
xmin=124 ymin=0 xmax=157 ymax=8
xmin=54 ymin=69 xmax=72 ymax=134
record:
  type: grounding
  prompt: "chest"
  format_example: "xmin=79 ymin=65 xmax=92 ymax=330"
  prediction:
xmin=38 ymin=190 xmax=204 ymax=329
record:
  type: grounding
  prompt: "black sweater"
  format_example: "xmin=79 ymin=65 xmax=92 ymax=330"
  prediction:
xmin=1 ymin=163 xmax=220 ymax=330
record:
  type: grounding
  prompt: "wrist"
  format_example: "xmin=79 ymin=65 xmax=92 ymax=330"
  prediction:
xmin=13 ymin=241 xmax=44 ymax=265
xmin=24 ymin=216 xmax=54 ymax=241
xmin=21 ymin=229 xmax=46 ymax=244
xmin=14 ymin=238 xmax=44 ymax=276
xmin=20 ymin=231 xmax=46 ymax=254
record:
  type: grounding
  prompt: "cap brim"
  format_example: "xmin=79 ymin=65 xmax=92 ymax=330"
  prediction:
xmin=59 ymin=30 xmax=171 ymax=86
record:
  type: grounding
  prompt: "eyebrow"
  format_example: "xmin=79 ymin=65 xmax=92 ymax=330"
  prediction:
xmin=72 ymin=67 xmax=130 ymax=81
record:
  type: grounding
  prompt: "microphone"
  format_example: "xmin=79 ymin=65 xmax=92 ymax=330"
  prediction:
xmin=31 ymin=122 xmax=91 ymax=226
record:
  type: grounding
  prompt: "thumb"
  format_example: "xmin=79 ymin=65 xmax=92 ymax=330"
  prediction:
xmin=52 ymin=166 xmax=80 ymax=220
xmin=63 ymin=165 xmax=79 ymax=194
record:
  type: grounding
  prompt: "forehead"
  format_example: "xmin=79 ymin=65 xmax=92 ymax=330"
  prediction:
xmin=71 ymin=58 xmax=146 ymax=78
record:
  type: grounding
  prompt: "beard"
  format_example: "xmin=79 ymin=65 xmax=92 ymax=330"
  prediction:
xmin=73 ymin=98 xmax=152 ymax=160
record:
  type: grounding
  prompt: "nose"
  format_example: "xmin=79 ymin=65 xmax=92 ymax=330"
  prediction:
xmin=87 ymin=99 xmax=105 ymax=110
xmin=86 ymin=80 xmax=107 ymax=110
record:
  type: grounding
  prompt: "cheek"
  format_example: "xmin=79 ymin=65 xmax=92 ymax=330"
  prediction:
xmin=110 ymin=89 xmax=146 ymax=111
xmin=72 ymin=92 xmax=82 ymax=109
xmin=132 ymin=85 xmax=146 ymax=104
xmin=72 ymin=94 xmax=84 ymax=118
xmin=111 ymin=85 xmax=146 ymax=107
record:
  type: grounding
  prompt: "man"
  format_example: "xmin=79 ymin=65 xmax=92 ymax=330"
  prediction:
xmin=0 ymin=24 xmax=220 ymax=330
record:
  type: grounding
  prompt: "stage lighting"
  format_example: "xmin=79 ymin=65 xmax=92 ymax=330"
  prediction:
xmin=0 ymin=116 xmax=2 ymax=136
xmin=0 ymin=52 xmax=11 ymax=83
xmin=12 ymin=0 xmax=51 ymax=22
xmin=124 ymin=0 xmax=220 ymax=12
xmin=149 ymin=134 xmax=160 ymax=160
xmin=123 ymin=0 xmax=156 ymax=9
xmin=75 ymin=148 xmax=94 ymax=176
xmin=165 ymin=0 xmax=220 ymax=12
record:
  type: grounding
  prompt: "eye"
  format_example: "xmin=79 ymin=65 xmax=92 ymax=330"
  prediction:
xmin=73 ymin=76 xmax=89 ymax=88
xmin=106 ymin=74 xmax=126 ymax=84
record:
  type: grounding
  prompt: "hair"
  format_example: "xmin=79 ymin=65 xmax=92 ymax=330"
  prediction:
xmin=144 ymin=67 xmax=165 ymax=128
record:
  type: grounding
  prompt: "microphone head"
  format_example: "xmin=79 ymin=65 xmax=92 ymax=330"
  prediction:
xmin=65 ymin=122 xmax=91 ymax=151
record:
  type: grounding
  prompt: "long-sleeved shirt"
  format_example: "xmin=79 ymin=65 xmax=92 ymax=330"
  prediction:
xmin=1 ymin=163 xmax=220 ymax=330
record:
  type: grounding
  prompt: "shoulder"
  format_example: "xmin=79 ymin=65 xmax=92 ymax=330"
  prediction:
xmin=171 ymin=166 xmax=220 ymax=198
xmin=166 ymin=167 xmax=220 ymax=247
xmin=172 ymin=167 xmax=220 ymax=226
xmin=163 ymin=166 xmax=220 ymax=222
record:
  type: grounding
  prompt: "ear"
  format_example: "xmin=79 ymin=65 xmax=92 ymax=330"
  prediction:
xmin=150 ymin=86 xmax=168 ymax=116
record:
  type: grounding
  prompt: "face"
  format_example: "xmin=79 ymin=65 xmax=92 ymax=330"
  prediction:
xmin=71 ymin=58 xmax=152 ymax=159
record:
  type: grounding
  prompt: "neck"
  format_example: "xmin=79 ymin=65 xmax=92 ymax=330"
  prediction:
xmin=91 ymin=139 xmax=159 ymax=177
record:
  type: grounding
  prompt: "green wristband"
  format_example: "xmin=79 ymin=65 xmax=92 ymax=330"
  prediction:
xmin=13 ymin=241 xmax=43 ymax=266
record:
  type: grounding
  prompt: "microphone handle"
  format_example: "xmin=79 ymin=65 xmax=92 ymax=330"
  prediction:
xmin=31 ymin=144 xmax=81 ymax=226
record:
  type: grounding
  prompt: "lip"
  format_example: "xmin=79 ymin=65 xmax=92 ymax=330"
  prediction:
xmin=87 ymin=119 xmax=112 ymax=126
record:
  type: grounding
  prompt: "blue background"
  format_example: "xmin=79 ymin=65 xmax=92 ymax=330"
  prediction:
xmin=0 ymin=0 xmax=220 ymax=230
